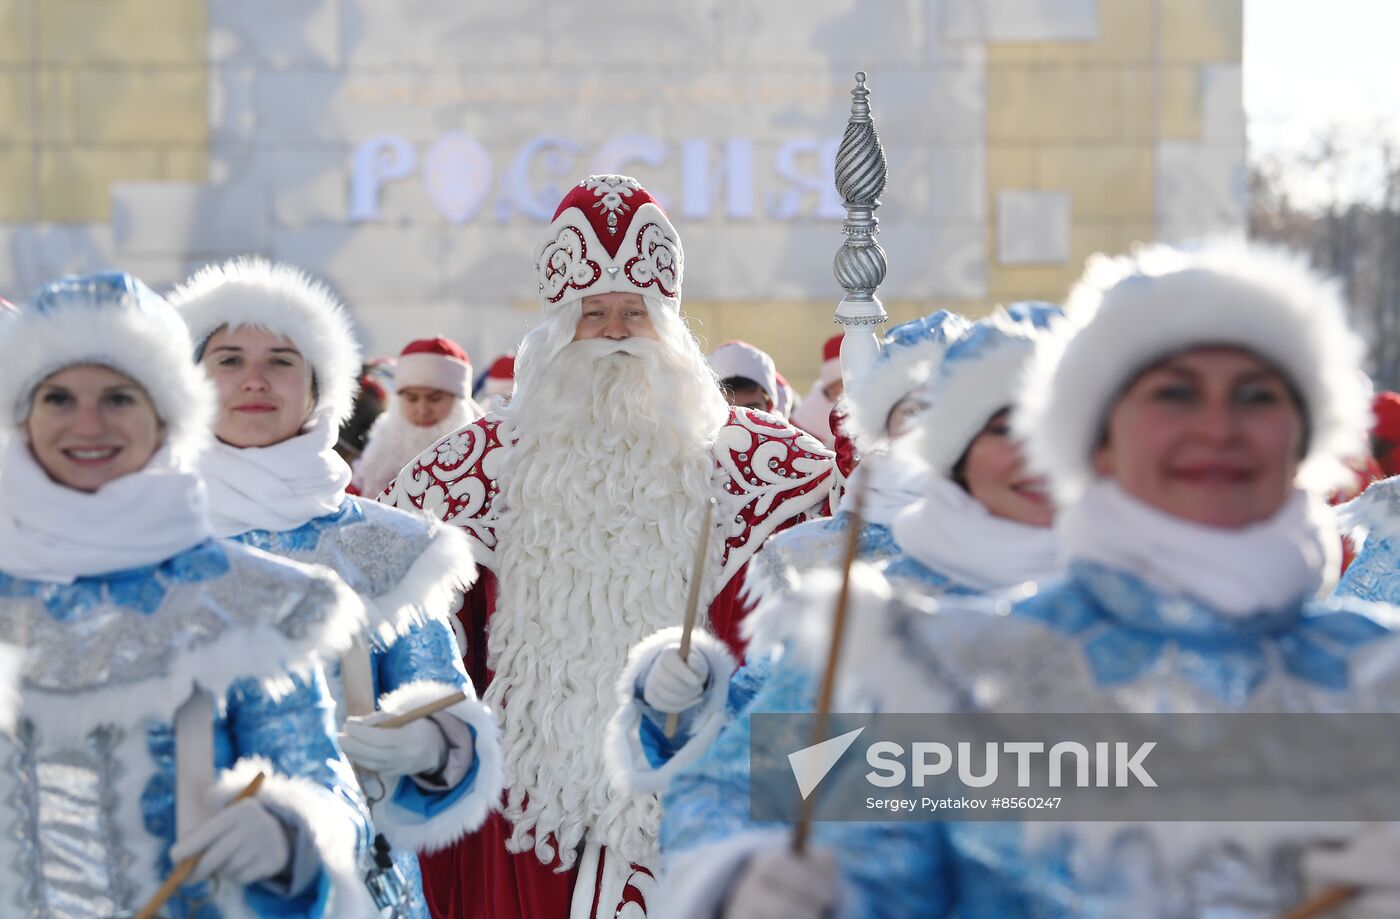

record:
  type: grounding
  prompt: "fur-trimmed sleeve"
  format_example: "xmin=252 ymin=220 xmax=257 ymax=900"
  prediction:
xmin=222 ymin=668 xmax=376 ymax=918
xmin=605 ymin=626 xmax=739 ymax=795
xmin=369 ymin=617 xmax=502 ymax=852
xmin=371 ymin=679 xmax=502 ymax=853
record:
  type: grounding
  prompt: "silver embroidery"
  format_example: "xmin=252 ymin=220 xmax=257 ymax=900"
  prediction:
xmin=316 ymin=502 xmax=434 ymax=600
xmin=12 ymin=722 xmax=131 ymax=918
xmin=1 ymin=545 xmax=336 ymax=694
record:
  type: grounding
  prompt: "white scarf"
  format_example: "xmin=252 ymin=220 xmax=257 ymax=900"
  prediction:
xmin=891 ymin=475 xmax=1062 ymax=591
xmin=201 ymin=414 xmax=351 ymax=538
xmin=0 ymin=439 xmax=211 ymax=582
xmin=839 ymin=452 xmax=929 ymax=527
xmin=1059 ymin=481 xmax=1337 ymax=617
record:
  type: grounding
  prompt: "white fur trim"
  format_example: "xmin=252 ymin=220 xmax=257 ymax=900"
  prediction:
xmin=171 ymin=258 xmax=363 ymax=425
xmin=740 ymin=565 xmax=814 ymax=660
xmin=842 ymin=338 xmax=944 ymax=455
xmin=604 ymin=626 xmax=738 ymax=796
xmin=916 ymin=309 xmax=1045 ymax=477
xmin=658 ymin=828 xmax=790 ymax=919
xmin=16 ymin=555 xmax=365 ymax=747
xmin=395 ymin=352 xmax=472 ymax=397
xmin=0 ymin=642 xmax=19 ymax=734
xmin=364 ymin=513 xmax=480 ymax=646
xmin=819 ymin=356 xmax=842 ymax=387
xmin=368 ymin=679 xmax=503 ymax=853
xmin=211 ymin=757 xmax=378 ymax=919
xmin=786 ymin=564 xmax=899 ymax=682
xmin=1015 ymin=240 xmax=1372 ymax=504
xmin=1336 ymin=476 xmax=1400 ymax=544
xmin=0 ymin=279 xmax=215 ymax=462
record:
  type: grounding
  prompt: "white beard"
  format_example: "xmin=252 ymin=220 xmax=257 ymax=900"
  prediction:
xmin=353 ymin=398 xmax=479 ymax=497
xmin=791 ymin=383 xmax=836 ymax=448
xmin=487 ymin=336 xmax=727 ymax=870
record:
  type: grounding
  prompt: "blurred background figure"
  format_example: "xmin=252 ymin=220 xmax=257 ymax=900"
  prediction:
xmin=1371 ymin=391 xmax=1400 ymax=478
xmin=335 ymin=362 xmax=387 ymax=468
xmin=708 ymin=339 xmax=782 ymax=415
xmin=353 ymin=336 xmax=485 ymax=497
xmin=790 ymin=334 xmax=843 ymax=447
xmin=774 ymin=371 xmax=797 ymax=418
xmin=473 ymin=352 xmax=516 ymax=406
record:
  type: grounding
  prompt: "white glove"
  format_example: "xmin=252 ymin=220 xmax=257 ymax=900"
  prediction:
xmin=340 ymin=710 xmax=449 ymax=778
xmin=1301 ymin=825 xmax=1400 ymax=918
xmin=723 ymin=846 xmax=841 ymax=919
xmin=169 ymin=798 xmax=291 ymax=885
xmin=642 ymin=645 xmax=711 ymax=714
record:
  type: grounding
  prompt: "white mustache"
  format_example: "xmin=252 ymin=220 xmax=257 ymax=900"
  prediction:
xmin=567 ymin=337 xmax=658 ymax=359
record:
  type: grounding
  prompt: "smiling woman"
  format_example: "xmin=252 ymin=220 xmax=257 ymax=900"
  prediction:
xmin=202 ymin=325 xmax=316 ymax=448
xmin=25 ymin=364 xmax=164 ymax=492
xmin=0 ymin=271 xmax=377 ymax=918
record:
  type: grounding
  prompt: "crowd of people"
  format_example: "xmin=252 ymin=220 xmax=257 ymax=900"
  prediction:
xmin=2 ymin=172 xmax=1400 ymax=918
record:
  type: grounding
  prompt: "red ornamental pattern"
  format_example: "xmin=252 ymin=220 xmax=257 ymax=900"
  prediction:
xmin=383 ymin=408 xmax=834 ymax=579
xmin=540 ymin=226 xmax=602 ymax=304
xmin=622 ymin=222 xmax=679 ymax=299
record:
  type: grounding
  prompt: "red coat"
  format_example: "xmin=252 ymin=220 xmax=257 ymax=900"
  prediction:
xmin=382 ymin=406 xmax=834 ymax=918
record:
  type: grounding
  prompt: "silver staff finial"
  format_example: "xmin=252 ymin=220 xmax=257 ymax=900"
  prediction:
xmin=832 ymin=70 xmax=888 ymax=384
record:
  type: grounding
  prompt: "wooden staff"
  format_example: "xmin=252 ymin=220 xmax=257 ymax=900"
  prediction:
xmin=134 ymin=772 xmax=266 ymax=919
xmin=792 ymin=475 xmax=867 ymax=855
xmin=665 ymin=497 xmax=716 ymax=738
xmin=376 ymin=690 xmax=468 ymax=729
xmin=1278 ymin=885 xmax=1359 ymax=919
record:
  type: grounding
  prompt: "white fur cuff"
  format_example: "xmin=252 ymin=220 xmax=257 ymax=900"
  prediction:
xmin=369 ymin=679 xmax=502 ymax=853
xmin=605 ymin=626 xmax=738 ymax=796
xmin=211 ymin=757 xmax=377 ymax=919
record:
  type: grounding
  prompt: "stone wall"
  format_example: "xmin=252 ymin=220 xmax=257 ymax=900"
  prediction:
xmin=0 ymin=0 xmax=1243 ymax=389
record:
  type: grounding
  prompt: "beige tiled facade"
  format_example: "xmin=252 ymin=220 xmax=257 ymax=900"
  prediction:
xmin=0 ymin=0 xmax=207 ymax=223
xmin=0 ymin=0 xmax=1242 ymax=391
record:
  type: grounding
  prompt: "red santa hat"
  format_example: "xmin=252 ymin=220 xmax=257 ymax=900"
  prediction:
xmin=1017 ymin=240 xmax=1370 ymax=504
xmin=0 ymin=272 xmax=214 ymax=461
xmin=171 ymin=257 xmax=363 ymax=425
xmin=818 ymin=334 xmax=843 ymax=388
xmin=535 ymin=175 xmax=682 ymax=315
xmin=395 ymin=337 xmax=472 ymax=397
xmin=1372 ymin=392 xmax=1400 ymax=442
xmin=708 ymin=340 xmax=779 ymax=407
xmin=478 ymin=353 xmax=515 ymax=400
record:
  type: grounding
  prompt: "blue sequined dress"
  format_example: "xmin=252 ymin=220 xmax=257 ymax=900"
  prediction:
xmin=232 ymin=496 xmax=498 ymax=917
xmin=0 ymin=539 xmax=375 ymax=919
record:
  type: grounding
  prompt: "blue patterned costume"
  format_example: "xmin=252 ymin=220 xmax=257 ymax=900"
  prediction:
xmin=667 ymin=558 xmax=1400 ymax=918
xmin=0 ymin=539 xmax=376 ymax=918
xmin=1335 ymin=475 xmax=1400 ymax=606
xmin=231 ymin=495 xmax=499 ymax=917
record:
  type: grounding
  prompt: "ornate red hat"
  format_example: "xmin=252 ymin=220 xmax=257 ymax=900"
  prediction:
xmin=534 ymin=175 xmax=683 ymax=314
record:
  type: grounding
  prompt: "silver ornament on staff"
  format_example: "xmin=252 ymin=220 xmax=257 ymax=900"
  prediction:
xmin=831 ymin=70 xmax=889 ymax=385
xmin=792 ymin=69 xmax=891 ymax=853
